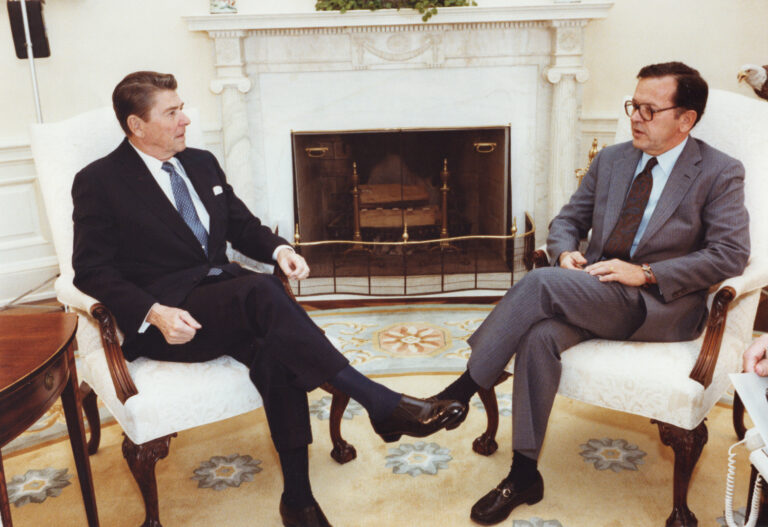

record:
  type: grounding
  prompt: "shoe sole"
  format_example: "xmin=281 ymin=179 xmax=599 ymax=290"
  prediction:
xmin=444 ymin=404 xmax=470 ymax=430
xmin=444 ymin=409 xmax=468 ymax=430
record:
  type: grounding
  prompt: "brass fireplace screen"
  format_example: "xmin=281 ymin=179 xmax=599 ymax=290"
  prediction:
xmin=290 ymin=128 xmax=536 ymax=296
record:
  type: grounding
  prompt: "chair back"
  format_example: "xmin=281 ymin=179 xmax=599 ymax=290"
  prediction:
xmin=29 ymin=107 xmax=205 ymax=295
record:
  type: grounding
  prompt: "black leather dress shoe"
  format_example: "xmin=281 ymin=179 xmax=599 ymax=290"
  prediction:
xmin=470 ymin=471 xmax=543 ymax=525
xmin=427 ymin=396 xmax=469 ymax=430
xmin=279 ymin=499 xmax=333 ymax=527
xmin=372 ymin=395 xmax=467 ymax=442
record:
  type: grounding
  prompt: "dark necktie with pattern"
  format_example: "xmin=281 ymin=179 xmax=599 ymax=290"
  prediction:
xmin=161 ymin=161 xmax=209 ymax=256
xmin=602 ymin=156 xmax=658 ymax=261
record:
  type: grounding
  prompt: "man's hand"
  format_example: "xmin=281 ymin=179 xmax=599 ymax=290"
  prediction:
xmin=146 ymin=303 xmax=201 ymax=345
xmin=559 ymin=250 xmax=587 ymax=270
xmin=277 ymin=248 xmax=310 ymax=280
xmin=743 ymin=334 xmax=768 ymax=376
xmin=584 ymin=258 xmax=646 ymax=287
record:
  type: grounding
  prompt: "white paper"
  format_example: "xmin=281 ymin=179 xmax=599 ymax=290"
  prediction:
xmin=730 ymin=372 xmax=768 ymax=444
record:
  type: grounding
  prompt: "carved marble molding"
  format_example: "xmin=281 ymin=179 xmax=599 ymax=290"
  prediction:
xmin=208 ymin=30 xmax=251 ymax=94
xmin=184 ymin=4 xmax=615 ymax=34
xmin=210 ymin=77 xmax=251 ymax=94
xmin=351 ymin=31 xmax=444 ymax=69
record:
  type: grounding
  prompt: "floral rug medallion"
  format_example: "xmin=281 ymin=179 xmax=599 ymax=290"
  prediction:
xmin=374 ymin=321 xmax=451 ymax=357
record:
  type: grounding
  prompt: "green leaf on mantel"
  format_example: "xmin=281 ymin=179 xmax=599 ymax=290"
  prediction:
xmin=315 ymin=0 xmax=477 ymax=22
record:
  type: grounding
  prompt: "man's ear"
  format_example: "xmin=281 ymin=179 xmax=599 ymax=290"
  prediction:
xmin=679 ymin=109 xmax=697 ymax=133
xmin=127 ymin=114 xmax=143 ymax=137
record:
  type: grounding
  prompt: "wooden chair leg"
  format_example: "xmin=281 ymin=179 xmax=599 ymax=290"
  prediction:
xmin=321 ymin=383 xmax=357 ymax=464
xmin=80 ymin=382 xmax=101 ymax=455
xmin=473 ymin=371 xmax=512 ymax=456
xmin=654 ymin=420 xmax=708 ymax=527
xmin=733 ymin=391 xmax=747 ymax=440
xmin=122 ymin=433 xmax=175 ymax=527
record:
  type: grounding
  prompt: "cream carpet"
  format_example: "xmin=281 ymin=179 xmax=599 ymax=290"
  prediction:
xmin=2 ymin=374 xmax=757 ymax=527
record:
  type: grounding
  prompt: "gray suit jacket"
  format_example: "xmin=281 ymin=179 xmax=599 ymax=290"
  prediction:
xmin=546 ymin=137 xmax=750 ymax=342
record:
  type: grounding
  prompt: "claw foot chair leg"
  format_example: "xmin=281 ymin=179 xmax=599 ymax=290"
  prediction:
xmin=473 ymin=372 xmax=512 ymax=456
xmin=80 ymin=382 xmax=101 ymax=455
xmin=122 ymin=433 xmax=176 ymax=527
xmin=321 ymin=383 xmax=357 ymax=464
xmin=654 ymin=420 xmax=708 ymax=527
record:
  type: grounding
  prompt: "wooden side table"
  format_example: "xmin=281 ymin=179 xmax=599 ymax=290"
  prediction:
xmin=0 ymin=313 xmax=99 ymax=526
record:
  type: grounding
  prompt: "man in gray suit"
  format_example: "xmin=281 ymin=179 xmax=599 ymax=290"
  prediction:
xmin=431 ymin=62 xmax=750 ymax=524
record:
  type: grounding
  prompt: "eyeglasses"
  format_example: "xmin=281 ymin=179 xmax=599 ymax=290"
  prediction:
xmin=624 ymin=100 xmax=679 ymax=122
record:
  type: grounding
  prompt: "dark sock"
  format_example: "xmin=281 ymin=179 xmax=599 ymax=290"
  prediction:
xmin=278 ymin=447 xmax=314 ymax=508
xmin=509 ymin=450 xmax=538 ymax=486
xmin=435 ymin=369 xmax=480 ymax=406
xmin=328 ymin=365 xmax=401 ymax=422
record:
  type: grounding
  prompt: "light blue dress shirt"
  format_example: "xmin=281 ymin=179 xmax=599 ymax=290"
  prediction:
xmin=629 ymin=137 xmax=688 ymax=258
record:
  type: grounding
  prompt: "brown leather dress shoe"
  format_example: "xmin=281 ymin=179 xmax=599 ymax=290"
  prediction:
xmin=372 ymin=395 xmax=467 ymax=442
xmin=279 ymin=499 xmax=333 ymax=527
xmin=470 ymin=471 xmax=544 ymax=525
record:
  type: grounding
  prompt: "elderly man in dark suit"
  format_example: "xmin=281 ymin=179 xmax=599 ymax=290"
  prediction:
xmin=71 ymin=71 xmax=466 ymax=527
xmin=429 ymin=62 xmax=751 ymax=525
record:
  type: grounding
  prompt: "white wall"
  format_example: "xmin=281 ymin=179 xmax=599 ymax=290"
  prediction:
xmin=1 ymin=0 xmax=767 ymax=302
xmin=583 ymin=0 xmax=768 ymax=118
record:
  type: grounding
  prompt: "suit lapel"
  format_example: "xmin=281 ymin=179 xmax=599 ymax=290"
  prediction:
xmin=635 ymin=139 xmax=701 ymax=250
xmin=600 ymin=148 xmax=643 ymax=248
xmin=114 ymin=139 xmax=207 ymax=256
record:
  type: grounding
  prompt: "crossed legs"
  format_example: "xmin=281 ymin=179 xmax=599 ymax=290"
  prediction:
xmin=433 ymin=267 xmax=647 ymax=524
xmin=135 ymin=272 xmax=466 ymax=526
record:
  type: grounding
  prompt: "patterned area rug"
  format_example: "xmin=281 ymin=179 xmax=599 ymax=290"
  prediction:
xmin=2 ymin=375 xmax=756 ymax=527
xmin=307 ymin=304 xmax=493 ymax=375
xmin=1 ymin=304 xmax=759 ymax=526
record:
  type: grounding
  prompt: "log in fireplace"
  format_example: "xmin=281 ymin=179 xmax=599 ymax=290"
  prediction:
xmin=290 ymin=127 xmax=535 ymax=296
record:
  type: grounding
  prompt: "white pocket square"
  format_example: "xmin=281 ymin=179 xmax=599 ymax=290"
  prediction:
xmin=213 ymin=185 xmax=223 ymax=195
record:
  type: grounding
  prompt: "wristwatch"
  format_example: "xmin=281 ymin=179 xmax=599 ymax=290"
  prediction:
xmin=641 ymin=263 xmax=654 ymax=285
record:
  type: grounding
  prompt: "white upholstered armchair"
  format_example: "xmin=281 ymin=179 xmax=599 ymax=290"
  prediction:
xmin=472 ymin=89 xmax=768 ymax=527
xmin=29 ymin=108 xmax=354 ymax=527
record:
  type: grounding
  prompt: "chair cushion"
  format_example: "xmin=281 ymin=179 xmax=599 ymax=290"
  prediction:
xmin=75 ymin=312 xmax=262 ymax=445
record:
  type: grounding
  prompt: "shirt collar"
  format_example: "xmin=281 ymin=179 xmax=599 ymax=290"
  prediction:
xmin=128 ymin=140 xmax=181 ymax=174
xmin=638 ymin=136 xmax=688 ymax=177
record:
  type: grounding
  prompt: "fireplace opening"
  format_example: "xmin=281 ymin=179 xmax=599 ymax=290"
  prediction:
xmin=290 ymin=127 xmax=533 ymax=296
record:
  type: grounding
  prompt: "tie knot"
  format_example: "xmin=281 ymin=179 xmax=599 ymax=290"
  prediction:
xmin=643 ymin=157 xmax=658 ymax=174
xmin=161 ymin=161 xmax=175 ymax=176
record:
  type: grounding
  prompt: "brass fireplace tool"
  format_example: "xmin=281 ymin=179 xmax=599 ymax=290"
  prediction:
xmin=431 ymin=158 xmax=457 ymax=252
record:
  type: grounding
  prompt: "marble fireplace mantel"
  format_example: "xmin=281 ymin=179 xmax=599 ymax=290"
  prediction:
xmin=185 ymin=2 xmax=614 ymax=248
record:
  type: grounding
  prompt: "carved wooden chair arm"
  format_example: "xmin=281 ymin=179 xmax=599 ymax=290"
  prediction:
xmin=90 ymin=303 xmax=139 ymax=404
xmin=688 ymin=286 xmax=736 ymax=388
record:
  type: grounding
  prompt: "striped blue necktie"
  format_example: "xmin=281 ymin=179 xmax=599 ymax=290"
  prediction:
xmin=161 ymin=162 xmax=209 ymax=256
